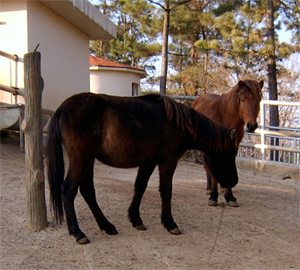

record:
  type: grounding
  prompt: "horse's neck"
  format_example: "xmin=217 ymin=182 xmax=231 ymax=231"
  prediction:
xmin=221 ymin=93 xmax=244 ymax=127
xmin=192 ymin=114 xmax=227 ymax=153
xmin=235 ymin=128 xmax=244 ymax=146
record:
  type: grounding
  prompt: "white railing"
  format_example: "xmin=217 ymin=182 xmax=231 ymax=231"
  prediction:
xmin=0 ymin=50 xmax=24 ymax=100
xmin=170 ymin=95 xmax=300 ymax=166
xmin=0 ymin=50 xmax=53 ymax=151
xmin=238 ymin=100 xmax=300 ymax=165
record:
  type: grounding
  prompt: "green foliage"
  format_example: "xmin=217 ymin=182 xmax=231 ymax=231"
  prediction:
xmin=90 ymin=0 xmax=161 ymax=71
xmin=89 ymin=0 xmax=299 ymax=97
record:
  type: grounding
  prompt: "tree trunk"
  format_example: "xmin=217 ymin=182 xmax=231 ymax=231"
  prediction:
xmin=267 ymin=0 xmax=279 ymax=161
xmin=160 ymin=1 xmax=170 ymax=95
xmin=22 ymin=51 xmax=48 ymax=231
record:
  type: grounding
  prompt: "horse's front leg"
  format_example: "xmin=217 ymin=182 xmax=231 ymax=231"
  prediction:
xmin=128 ymin=164 xmax=156 ymax=230
xmin=208 ymin=177 xmax=219 ymax=206
xmin=223 ymin=187 xmax=239 ymax=207
xmin=159 ymin=160 xmax=181 ymax=235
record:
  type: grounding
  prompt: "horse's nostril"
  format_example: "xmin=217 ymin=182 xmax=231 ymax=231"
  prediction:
xmin=246 ymin=122 xmax=257 ymax=132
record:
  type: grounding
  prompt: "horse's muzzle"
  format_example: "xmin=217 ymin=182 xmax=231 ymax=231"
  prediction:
xmin=246 ymin=122 xmax=258 ymax=132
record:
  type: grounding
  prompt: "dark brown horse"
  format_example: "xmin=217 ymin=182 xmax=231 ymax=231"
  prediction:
xmin=192 ymin=80 xmax=264 ymax=207
xmin=46 ymin=93 xmax=238 ymax=244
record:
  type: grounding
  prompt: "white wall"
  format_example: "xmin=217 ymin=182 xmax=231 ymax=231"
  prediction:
xmin=0 ymin=1 xmax=90 ymax=111
xmin=90 ymin=69 xmax=141 ymax=96
xmin=27 ymin=1 xmax=90 ymax=110
xmin=0 ymin=1 xmax=27 ymax=105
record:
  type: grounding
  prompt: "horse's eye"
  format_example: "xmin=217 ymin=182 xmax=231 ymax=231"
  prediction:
xmin=240 ymin=99 xmax=244 ymax=102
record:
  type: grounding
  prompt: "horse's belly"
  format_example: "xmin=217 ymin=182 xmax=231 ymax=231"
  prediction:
xmin=96 ymin=145 xmax=152 ymax=169
xmin=96 ymin=154 xmax=145 ymax=169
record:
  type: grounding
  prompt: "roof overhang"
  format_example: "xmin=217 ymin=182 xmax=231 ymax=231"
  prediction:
xmin=37 ymin=0 xmax=117 ymax=40
xmin=90 ymin=66 xmax=147 ymax=79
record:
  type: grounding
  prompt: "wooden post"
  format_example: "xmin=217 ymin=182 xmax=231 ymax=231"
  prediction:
xmin=22 ymin=51 xmax=47 ymax=231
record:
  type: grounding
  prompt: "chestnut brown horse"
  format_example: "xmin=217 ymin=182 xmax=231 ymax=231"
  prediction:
xmin=46 ymin=93 xmax=238 ymax=244
xmin=192 ymin=80 xmax=263 ymax=207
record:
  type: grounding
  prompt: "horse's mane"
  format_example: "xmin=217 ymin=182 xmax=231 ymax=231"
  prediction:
xmin=229 ymin=80 xmax=263 ymax=100
xmin=243 ymin=80 xmax=263 ymax=98
xmin=161 ymin=95 xmax=231 ymax=151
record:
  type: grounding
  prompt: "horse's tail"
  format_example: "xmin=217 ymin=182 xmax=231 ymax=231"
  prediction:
xmin=46 ymin=107 xmax=65 ymax=223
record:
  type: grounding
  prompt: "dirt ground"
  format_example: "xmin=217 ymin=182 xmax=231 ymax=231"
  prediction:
xmin=0 ymin=133 xmax=299 ymax=270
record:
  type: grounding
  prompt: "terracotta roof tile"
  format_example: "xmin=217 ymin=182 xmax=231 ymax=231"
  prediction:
xmin=89 ymin=55 xmax=144 ymax=72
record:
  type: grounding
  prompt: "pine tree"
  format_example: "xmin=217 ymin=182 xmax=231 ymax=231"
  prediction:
xmin=90 ymin=0 xmax=161 ymax=72
xmin=89 ymin=0 xmax=299 ymax=98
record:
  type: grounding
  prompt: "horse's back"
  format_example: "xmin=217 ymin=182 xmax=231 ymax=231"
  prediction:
xmin=192 ymin=94 xmax=223 ymax=122
xmin=57 ymin=92 xmax=163 ymax=128
xmin=56 ymin=92 xmax=163 ymax=133
xmin=54 ymin=92 xmax=175 ymax=168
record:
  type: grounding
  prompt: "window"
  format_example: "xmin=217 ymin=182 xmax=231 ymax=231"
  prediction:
xmin=132 ymin=83 xmax=139 ymax=96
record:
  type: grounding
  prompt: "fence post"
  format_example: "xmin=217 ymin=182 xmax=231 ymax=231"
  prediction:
xmin=260 ymin=101 xmax=266 ymax=161
xmin=22 ymin=51 xmax=47 ymax=231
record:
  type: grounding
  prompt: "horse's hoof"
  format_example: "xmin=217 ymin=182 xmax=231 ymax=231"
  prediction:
xmin=208 ymin=200 xmax=218 ymax=206
xmin=169 ymin=228 xmax=181 ymax=235
xmin=206 ymin=189 xmax=211 ymax=195
xmin=135 ymin=224 xmax=147 ymax=230
xmin=106 ymin=228 xmax=118 ymax=235
xmin=77 ymin=237 xmax=90 ymax=245
xmin=227 ymin=201 xmax=239 ymax=207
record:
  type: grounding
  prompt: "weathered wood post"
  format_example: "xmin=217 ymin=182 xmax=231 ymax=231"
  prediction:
xmin=22 ymin=51 xmax=47 ymax=231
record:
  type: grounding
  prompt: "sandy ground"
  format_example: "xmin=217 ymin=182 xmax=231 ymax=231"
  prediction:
xmin=0 ymin=133 xmax=299 ymax=270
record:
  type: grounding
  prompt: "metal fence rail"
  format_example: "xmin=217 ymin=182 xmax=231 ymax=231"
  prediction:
xmin=239 ymin=129 xmax=300 ymax=165
xmin=1 ymin=50 xmax=53 ymax=151
xmin=238 ymin=100 xmax=300 ymax=165
xmin=171 ymin=95 xmax=300 ymax=166
xmin=0 ymin=50 xmax=24 ymax=104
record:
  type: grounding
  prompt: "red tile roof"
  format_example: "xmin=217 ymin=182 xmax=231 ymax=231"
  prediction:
xmin=89 ymin=55 xmax=145 ymax=73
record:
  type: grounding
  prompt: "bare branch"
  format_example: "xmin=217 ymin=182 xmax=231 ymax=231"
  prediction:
xmin=170 ymin=0 xmax=192 ymax=11
xmin=148 ymin=0 xmax=165 ymax=10
xmin=148 ymin=0 xmax=192 ymax=11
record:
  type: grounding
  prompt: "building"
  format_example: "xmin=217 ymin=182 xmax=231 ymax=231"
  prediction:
xmin=90 ymin=55 xmax=147 ymax=96
xmin=0 ymin=0 xmax=117 ymax=111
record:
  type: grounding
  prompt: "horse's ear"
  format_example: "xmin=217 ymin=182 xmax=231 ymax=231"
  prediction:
xmin=259 ymin=80 xmax=264 ymax=89
xmin=238 ymin=81 xmax=245 ymax=88
xmin=228 ymin=128 xmax=236 ymax=141
xmin=237 ymin=81 xmax=246 ymax=94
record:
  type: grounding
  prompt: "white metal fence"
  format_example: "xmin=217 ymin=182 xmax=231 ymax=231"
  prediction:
xmin=0 ymin=50 xmax=24 ymax=98
xmin=171 ymin=95 xmax=300 ymax=166
xmin=0 ymin=50 xmax=53 ymax=151
xmin=238 ymin=100 xmax=300 ymax=165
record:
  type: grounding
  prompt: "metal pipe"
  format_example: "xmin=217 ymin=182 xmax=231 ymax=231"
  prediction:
xmin=240 ymin=142 xmax=300 ymax=154
xmin=261 ymin=100 xmax=300 ymax=107
xmin=254 ymin=129 xmax=300 ymax=138
xmin=169 ymin=95 xmax=198 ymax=100
xmin=0 ymin=84 xmax=25 ymax=96
xmin=0 ymin=50 xmax=18 ymax=61
xmin=260 ymin=102 xmax=266 ymax=160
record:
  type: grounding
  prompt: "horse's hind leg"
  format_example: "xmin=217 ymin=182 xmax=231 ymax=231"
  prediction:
xmin=128 ymin=164 xmax=156 ymax=230
xmin=202 ymin=155 xmax=219 ymax=206
xmin=80 ymin=168 xmax=118 ymax=235
xmin=208 ymin=177 xmax=219 ymax=206
xmin=62 ymin=173 xmax=89 ymax=244
xmin=202 ymin=153 xmax=212 ymax=195
xmin=206 ymin=174 xmax=212 ymax=195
